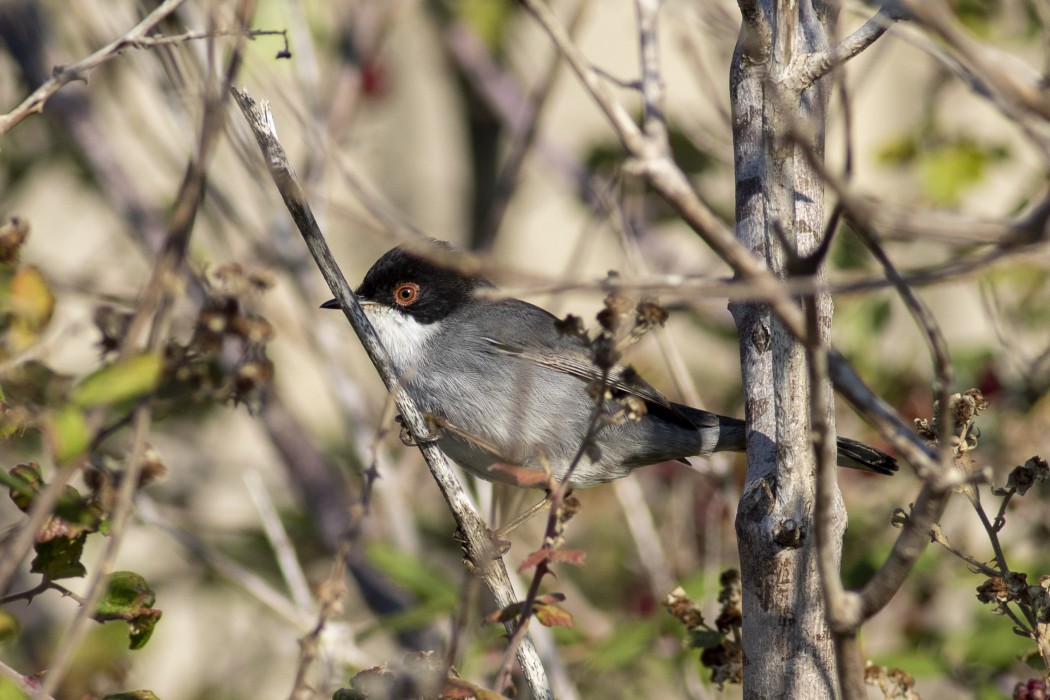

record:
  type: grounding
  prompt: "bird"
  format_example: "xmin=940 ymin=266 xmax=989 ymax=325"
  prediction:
xmin=322 ymin=244 xmax=897 ymax=490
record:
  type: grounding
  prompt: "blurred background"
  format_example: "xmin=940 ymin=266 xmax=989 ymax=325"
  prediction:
xmin=1 ymin=0 xmax=1048 ymax=698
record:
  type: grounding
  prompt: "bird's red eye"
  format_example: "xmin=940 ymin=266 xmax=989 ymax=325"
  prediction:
xmin=393 ymin=282 xmax=419 ymax=306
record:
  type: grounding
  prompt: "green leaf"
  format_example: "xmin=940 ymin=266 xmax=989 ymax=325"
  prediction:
xmin=0 ymin=462 xmax=43 ymax=511
xmin=94 ymin=571 xmax=163 ymax=650
xmin=31 ymin=533 xmax=88 ymax=580
xmin=101 ymin=692 xmax=162 ymax=700
xmin=96 ymin=571 xmax=156 ymax=616
xmin=688 ymin=629 xmax=724 ymax=650
xmin=71 ymin=352 xmax=162 ymax=408
xmin=45 ymin=405 xmax=90 ymax=465
xmin=0 ymin=610 xmax=20 ymax=643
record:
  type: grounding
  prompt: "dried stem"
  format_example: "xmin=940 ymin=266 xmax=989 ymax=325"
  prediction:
xmin=929 ymin=524 xmax=998 ymax=577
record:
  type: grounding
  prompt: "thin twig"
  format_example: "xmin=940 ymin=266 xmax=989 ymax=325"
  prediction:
xmin=895 ymin=0 xmax=1050 ymax=121
xmin=245 ymin=470 xmax=314 ymax=614
xmin=791 ymin=7 xmax=899 ymax=89
xmin=128 ymin=27 xmax=289 ymax=52
xmin=0 ymin=579 xmax=51 ymax=605
xmin=494 ymin=367 xmax=611 ymax=693
xmin=929 ymin=524 xmax=998 ymax=577
xmin=288 ymin=541 xmax=352 ymax=700
xmin=636 ymin=0 xmax=668 ymax=144
xmin=0 ymin=0 xmax=189 ymax=136
xmin=847 ymin=216 xmax=955 ymax=481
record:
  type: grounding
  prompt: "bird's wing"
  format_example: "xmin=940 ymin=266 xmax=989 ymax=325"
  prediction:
xmin=479 ymin=333 xmax=703 ymax=431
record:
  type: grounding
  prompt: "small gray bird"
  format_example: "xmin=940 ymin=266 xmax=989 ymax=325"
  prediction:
xmin=323 ymin=245 xmax=897 ymax=489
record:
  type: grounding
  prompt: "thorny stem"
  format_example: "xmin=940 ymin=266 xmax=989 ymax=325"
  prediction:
xmin=928 ymin=525 xmax=998 ymax=577
xmin=0 ymin=580 xmax=51 ymax=606
xmin=1000 ymin=602 xmax=1035 ymax=637
xmin=992 ymin=491 xmax=1015 ymax=531
xmin=973 ymin=501 xmax=1010 ymax=576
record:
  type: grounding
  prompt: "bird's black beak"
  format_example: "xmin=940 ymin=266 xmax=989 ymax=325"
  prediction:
xmin=320 ymin=299 xmax=340 ymax=310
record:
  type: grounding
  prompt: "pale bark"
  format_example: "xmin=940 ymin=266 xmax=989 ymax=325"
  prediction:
xmin=729 ymin=1 xmax=846 ymax=697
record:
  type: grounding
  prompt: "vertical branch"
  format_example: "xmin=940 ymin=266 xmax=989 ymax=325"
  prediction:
xmin=636 ymin=0 xmax=668 ymax=144
xmin=729 ymin=1 xmax=843 ymax=696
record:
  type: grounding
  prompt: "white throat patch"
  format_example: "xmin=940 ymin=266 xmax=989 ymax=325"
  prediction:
xmin=362 ymin=303 xmax=439 ymax=376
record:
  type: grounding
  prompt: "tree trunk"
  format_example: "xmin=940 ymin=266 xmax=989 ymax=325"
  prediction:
xmin=729 ymin=1 xmax=847 ymax=697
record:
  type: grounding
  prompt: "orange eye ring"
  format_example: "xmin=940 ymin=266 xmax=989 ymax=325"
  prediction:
xmin=393 ymin=282 xmax=419 ymax=306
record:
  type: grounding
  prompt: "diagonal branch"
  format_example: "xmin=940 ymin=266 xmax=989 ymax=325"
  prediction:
xmin=521 ymin=0 xmax=940 ymax=480
xmin=790 ymin=7 xmax=899 ymax=90
xmin=519 ymin=0 xmax=646 ymax=153
xmin=0 ymin=0 xmax=188 ymax=136
xmin=231 ymin=87 xmax=553 ymax=700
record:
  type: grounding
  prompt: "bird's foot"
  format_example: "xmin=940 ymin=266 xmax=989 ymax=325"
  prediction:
xmin=396 ymin=414 xmax=442 ymax=447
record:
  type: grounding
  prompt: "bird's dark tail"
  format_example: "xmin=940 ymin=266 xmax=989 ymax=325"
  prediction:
xmin=833 ymin=436 xmax=898 ymax=475
xmin=672 ymin=404 xmax=898 ymax=476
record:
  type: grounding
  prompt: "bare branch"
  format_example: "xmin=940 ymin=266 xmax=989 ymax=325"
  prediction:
xmin=245 ymin=471 xmax=314 ymax=614
xmin=0 ymin=0 xmax=188 ymax=137
xmin=809 ymin=287 xmax=867 ymax=699
xmin=791 ymin=7 xmax=899 ymax=89
xmin=896 ymin=0 xmax=1050 ymax=121
xmin=929 ymin=524 xmax=998 ymax=577
xmin=848 ymin=217 xmax=955 ymax=470
xmin=519 ymin=0 xmax=646 ymax=153
xmin=855 ymin=484 xmax=951 ymax=622
xmin=289 ymin=541 xmax=352 ymax=700
xmin=635 ymin=0 xmax=668 ymax=143
xmin=126 ymin=27 xmax=289 ymax=52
